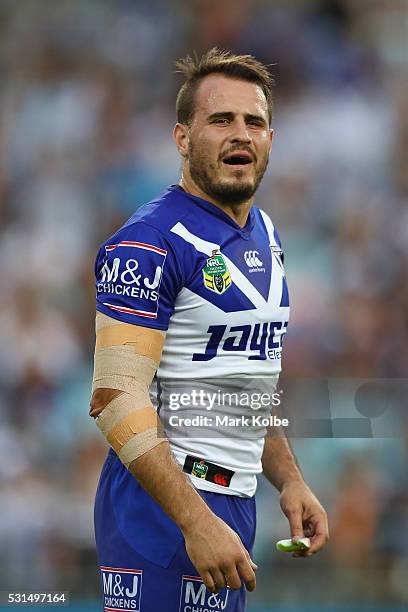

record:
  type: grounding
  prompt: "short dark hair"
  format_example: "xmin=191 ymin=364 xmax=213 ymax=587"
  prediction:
xmin=175 ymin=47 xmax=274 ymax=126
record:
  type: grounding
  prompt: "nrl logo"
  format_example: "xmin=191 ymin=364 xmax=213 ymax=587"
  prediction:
xmin=192 ymin=460 xmax=208 ymax=479
xmin=203 ymin=250 xmax=232 ymax=295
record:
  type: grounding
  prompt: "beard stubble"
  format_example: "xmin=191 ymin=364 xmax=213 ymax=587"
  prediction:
xmin=187 ymin=140 xmax=269 ymax=206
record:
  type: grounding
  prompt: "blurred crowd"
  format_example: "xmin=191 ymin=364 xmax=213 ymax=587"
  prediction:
xmin=0 ymin=0 xmax=407 ymax=607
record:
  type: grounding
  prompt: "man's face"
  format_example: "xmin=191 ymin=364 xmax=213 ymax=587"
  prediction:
xmin=182 ymin=74 xmax=272 ymax=206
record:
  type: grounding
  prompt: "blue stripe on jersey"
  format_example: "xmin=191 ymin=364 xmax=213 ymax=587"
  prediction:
xmin=280 ymin=276 xmax=289 ymax=307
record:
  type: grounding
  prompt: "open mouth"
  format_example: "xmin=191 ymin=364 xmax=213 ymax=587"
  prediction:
xmin=222 ymin=152 xmax=253 ymax=166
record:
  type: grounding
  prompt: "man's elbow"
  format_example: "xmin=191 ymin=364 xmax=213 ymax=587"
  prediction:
xmin=89 ymin=388 xmax=122 ymax=419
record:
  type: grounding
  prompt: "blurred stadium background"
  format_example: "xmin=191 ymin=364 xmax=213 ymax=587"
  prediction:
xmin=0 ymin=0 xmax=407 ymax=610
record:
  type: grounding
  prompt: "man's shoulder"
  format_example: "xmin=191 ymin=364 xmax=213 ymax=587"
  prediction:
xmin=97 ymin=186 xmax=192 ymax=254
xmin=122 ymin=185 xmax=191 ymax=239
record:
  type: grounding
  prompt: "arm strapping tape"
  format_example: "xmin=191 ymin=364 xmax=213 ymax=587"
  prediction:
xmin=91 ymin=312 xmax=166 ymax=467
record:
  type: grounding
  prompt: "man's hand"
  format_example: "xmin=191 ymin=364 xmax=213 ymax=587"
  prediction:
xmin=183 ymin=513 xmax=257 ymax=593
xmin=261 ymin=429 xmax=329 ymax=558
xmin=279 ymin=480 xmax=329 ymax=558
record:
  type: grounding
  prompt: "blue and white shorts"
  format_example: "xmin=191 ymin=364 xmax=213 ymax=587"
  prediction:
xmin=94 ymin=449 xmax=257 ymax=612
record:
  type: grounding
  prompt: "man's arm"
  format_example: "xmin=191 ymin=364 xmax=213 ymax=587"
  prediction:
xmin=262 ymin=427 xmax=329 ymax=556
xmin=90 ymin=312 xmax=257 ymax=593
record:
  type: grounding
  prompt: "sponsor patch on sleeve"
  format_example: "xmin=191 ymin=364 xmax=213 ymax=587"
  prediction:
xmin=96 ymin=241 xmax=167 ymax=319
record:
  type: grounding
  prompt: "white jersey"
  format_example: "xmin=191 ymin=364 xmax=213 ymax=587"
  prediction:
xmin=95 ymin=186 xmax=289 ymax=496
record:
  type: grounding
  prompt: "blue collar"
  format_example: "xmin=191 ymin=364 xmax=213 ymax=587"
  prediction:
xmin=170 ymin=185 xmax=256 ymax=236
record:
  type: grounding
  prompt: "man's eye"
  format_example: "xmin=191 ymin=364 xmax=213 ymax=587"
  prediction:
xmin=214 ymin=118 xmax=230 ymax=125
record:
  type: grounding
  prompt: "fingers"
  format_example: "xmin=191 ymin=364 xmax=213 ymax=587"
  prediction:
xmin=284 ymin=505 xmax=305 ymax=541
xmin=219 ymin=548 xmax=257 ymax=592
xmin=307 ymin=514 xmax=329 ymax=554
xmin=204 ymin=557 xmax=256 ymax=594
xmin=208 ymin=568 xmax=227 ymax=593
xmin=237 ymin=557 xmax=257 ymax=592
xmin=202 ymin=571 xmax=215 ymax=592
xmin=223 ymin=566 xmax=242 ymax=591
xmin=291 ymin=545 xmax=312 ymax=559
xmin=243 ymin=547 xmax=258 ymax=572
xmin=291 ymin=513 xmax=329 ymax=557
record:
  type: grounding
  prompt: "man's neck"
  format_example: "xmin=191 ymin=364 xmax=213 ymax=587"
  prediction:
xmin=179 ymin=175 xmax=252 ymax=229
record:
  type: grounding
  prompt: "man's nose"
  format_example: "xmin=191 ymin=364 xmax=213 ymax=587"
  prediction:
xmin=230 ymin=118 xmax=251 ymax=143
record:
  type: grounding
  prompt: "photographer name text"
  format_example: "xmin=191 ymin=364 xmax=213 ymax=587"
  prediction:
xmin=168 ymin=414 xmax=289 ymax=427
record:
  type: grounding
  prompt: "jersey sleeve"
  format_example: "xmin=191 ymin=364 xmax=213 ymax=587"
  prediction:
xmin=95 ymin=222 xmax=182 ymax=330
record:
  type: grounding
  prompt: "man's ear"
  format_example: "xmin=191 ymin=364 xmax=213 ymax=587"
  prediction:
xmin=269 ymin=128 xmax=274 ymax=153
xmin=173 ymin=123 xmax=189 ymax=158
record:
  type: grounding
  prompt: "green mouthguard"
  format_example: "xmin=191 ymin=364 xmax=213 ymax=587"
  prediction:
xmin=276 ymin=537 xmax=310 ymax=552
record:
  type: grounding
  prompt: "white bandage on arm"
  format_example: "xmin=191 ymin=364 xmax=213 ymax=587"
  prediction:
xmin=91 ymin=312 xmax=166 ymax=467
